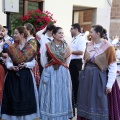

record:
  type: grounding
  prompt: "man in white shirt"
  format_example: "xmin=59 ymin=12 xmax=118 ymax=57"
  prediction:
xmin=69 ymin=23 xmax=86 ymax=105
xmin=112 ymin=36 xmax=119 ymax=45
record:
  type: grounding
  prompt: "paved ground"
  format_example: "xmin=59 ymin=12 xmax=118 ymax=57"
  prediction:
xmin=72 ymin=110 xmax=77 ymax=120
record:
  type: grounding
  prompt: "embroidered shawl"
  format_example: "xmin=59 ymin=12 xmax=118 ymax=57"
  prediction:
xmin=7 ymin=41 xmax=37 ymax=65
xmin=27 ymin=39 xmax=37 ymax=52
xmin=45 ymin=41 xmax=71 ymax=69
xmin=84 ymin=40 xmax=116 ymax=71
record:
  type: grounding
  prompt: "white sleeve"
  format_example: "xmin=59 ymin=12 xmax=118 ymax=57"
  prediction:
xmin=5 ymin=57 xmax=14 ymax=69
xmin=106 ymin=62 xmax=117 ymax=89
xmin=116 ymin=50 xmax=120 ymax=59
xmin=66 ymin=55 xmax=71 ymax=66
xmin=39 ymin=35 xmax=44 ymax=46
xmin=24 ymin=59 xmax=36 ymax=69
xmin=40 ymin=45 xmax=47 ymax=67
xmin=36 ymin=27 xmax=46 ymax=43
xmin=77 ymin=37 xmax=86 ymax=52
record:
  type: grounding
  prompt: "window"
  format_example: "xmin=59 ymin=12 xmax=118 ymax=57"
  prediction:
xmin=11 ymin=0 xmax=44 ymax=34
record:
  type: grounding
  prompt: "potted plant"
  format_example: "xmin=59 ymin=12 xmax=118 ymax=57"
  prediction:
xmin=12 ymin=9 xmax=56 ymax=32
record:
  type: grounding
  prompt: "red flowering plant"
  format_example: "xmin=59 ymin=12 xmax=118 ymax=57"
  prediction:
xmin=12 ymin=9 xmax=56 ymax=32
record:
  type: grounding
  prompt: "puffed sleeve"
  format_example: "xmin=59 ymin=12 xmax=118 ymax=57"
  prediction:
xmin=40 ymin=45 xmax=47 ymax=67
xmin=107 ymin=62 xmax=117 ymax=89
xmin=36 ymin=27 xmax=46 ymax=42
xmin=5 ymin=57 xmax=14 ymax=69
xmin=106 ymin=46 xmax=117 ymax=89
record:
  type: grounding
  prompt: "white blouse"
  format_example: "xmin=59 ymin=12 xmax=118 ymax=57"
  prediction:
xmin=6 ymin=57 xmax=36 ymax=69
xmin=27 ymin=36 xmax=35 ymax=42
xmin=70 ymin=34 xmax=86 ymax=59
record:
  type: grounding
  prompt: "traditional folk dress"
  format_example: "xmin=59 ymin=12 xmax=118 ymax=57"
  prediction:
xmin=27 ymin=36 xmax=40 ymax=86
xmin=1 ymin=42 xmax=40 ymax=120
xmin=38 ymin=33 xmax=54 ymax=76
xmin=77 ymin=40 xmax=120 ymax=120
xmin=39 ymin=40 xmax=73 ymax=120
xmin=0 ymin=41 xmax=5 ymax=112
xmin=0 ymin=39 xmax=14 ymax=116
xmin=116 ymin=49 xmax=120 ymax=75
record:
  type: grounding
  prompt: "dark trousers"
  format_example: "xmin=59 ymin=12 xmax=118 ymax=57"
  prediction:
xmin=69 ymin=59 xmax=82 ymax=104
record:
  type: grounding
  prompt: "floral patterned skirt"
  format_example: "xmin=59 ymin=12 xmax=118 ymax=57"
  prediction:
xmin=32 ymin=61 xmax=40 ymax=86
xmin=0 ymin=64 xmax=5 ymax=104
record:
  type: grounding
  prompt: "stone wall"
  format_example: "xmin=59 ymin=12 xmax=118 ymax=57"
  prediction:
xmin=110 ymin=0 xmax=120 ymax=37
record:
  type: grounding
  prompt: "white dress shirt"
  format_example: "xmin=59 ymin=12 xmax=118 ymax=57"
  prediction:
xmin=112 ymin=38 xmax=119 ymax=45
xmin=70 ymin=34 xmax=86 ymax=59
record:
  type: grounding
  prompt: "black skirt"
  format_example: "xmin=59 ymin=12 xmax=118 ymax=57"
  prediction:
xmin=1 ymin=68 xmax=37 ymax=116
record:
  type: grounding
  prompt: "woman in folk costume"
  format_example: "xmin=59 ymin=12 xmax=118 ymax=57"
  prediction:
xmin=0 ymin=25 xmax=5 ymax=111
xmin=24 ymin=23 xmax=40 ymax=86
xmin=39 ymin=27 xmax=73 ymax=120
xmin=77 ymin=25 xmax=120 ymax=120
xmin=1 ymin=26 xmax=39 ymax=120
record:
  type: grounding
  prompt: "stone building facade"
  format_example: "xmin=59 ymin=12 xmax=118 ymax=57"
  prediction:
xmin=110 ymin=0 xmax=120 ymax=37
